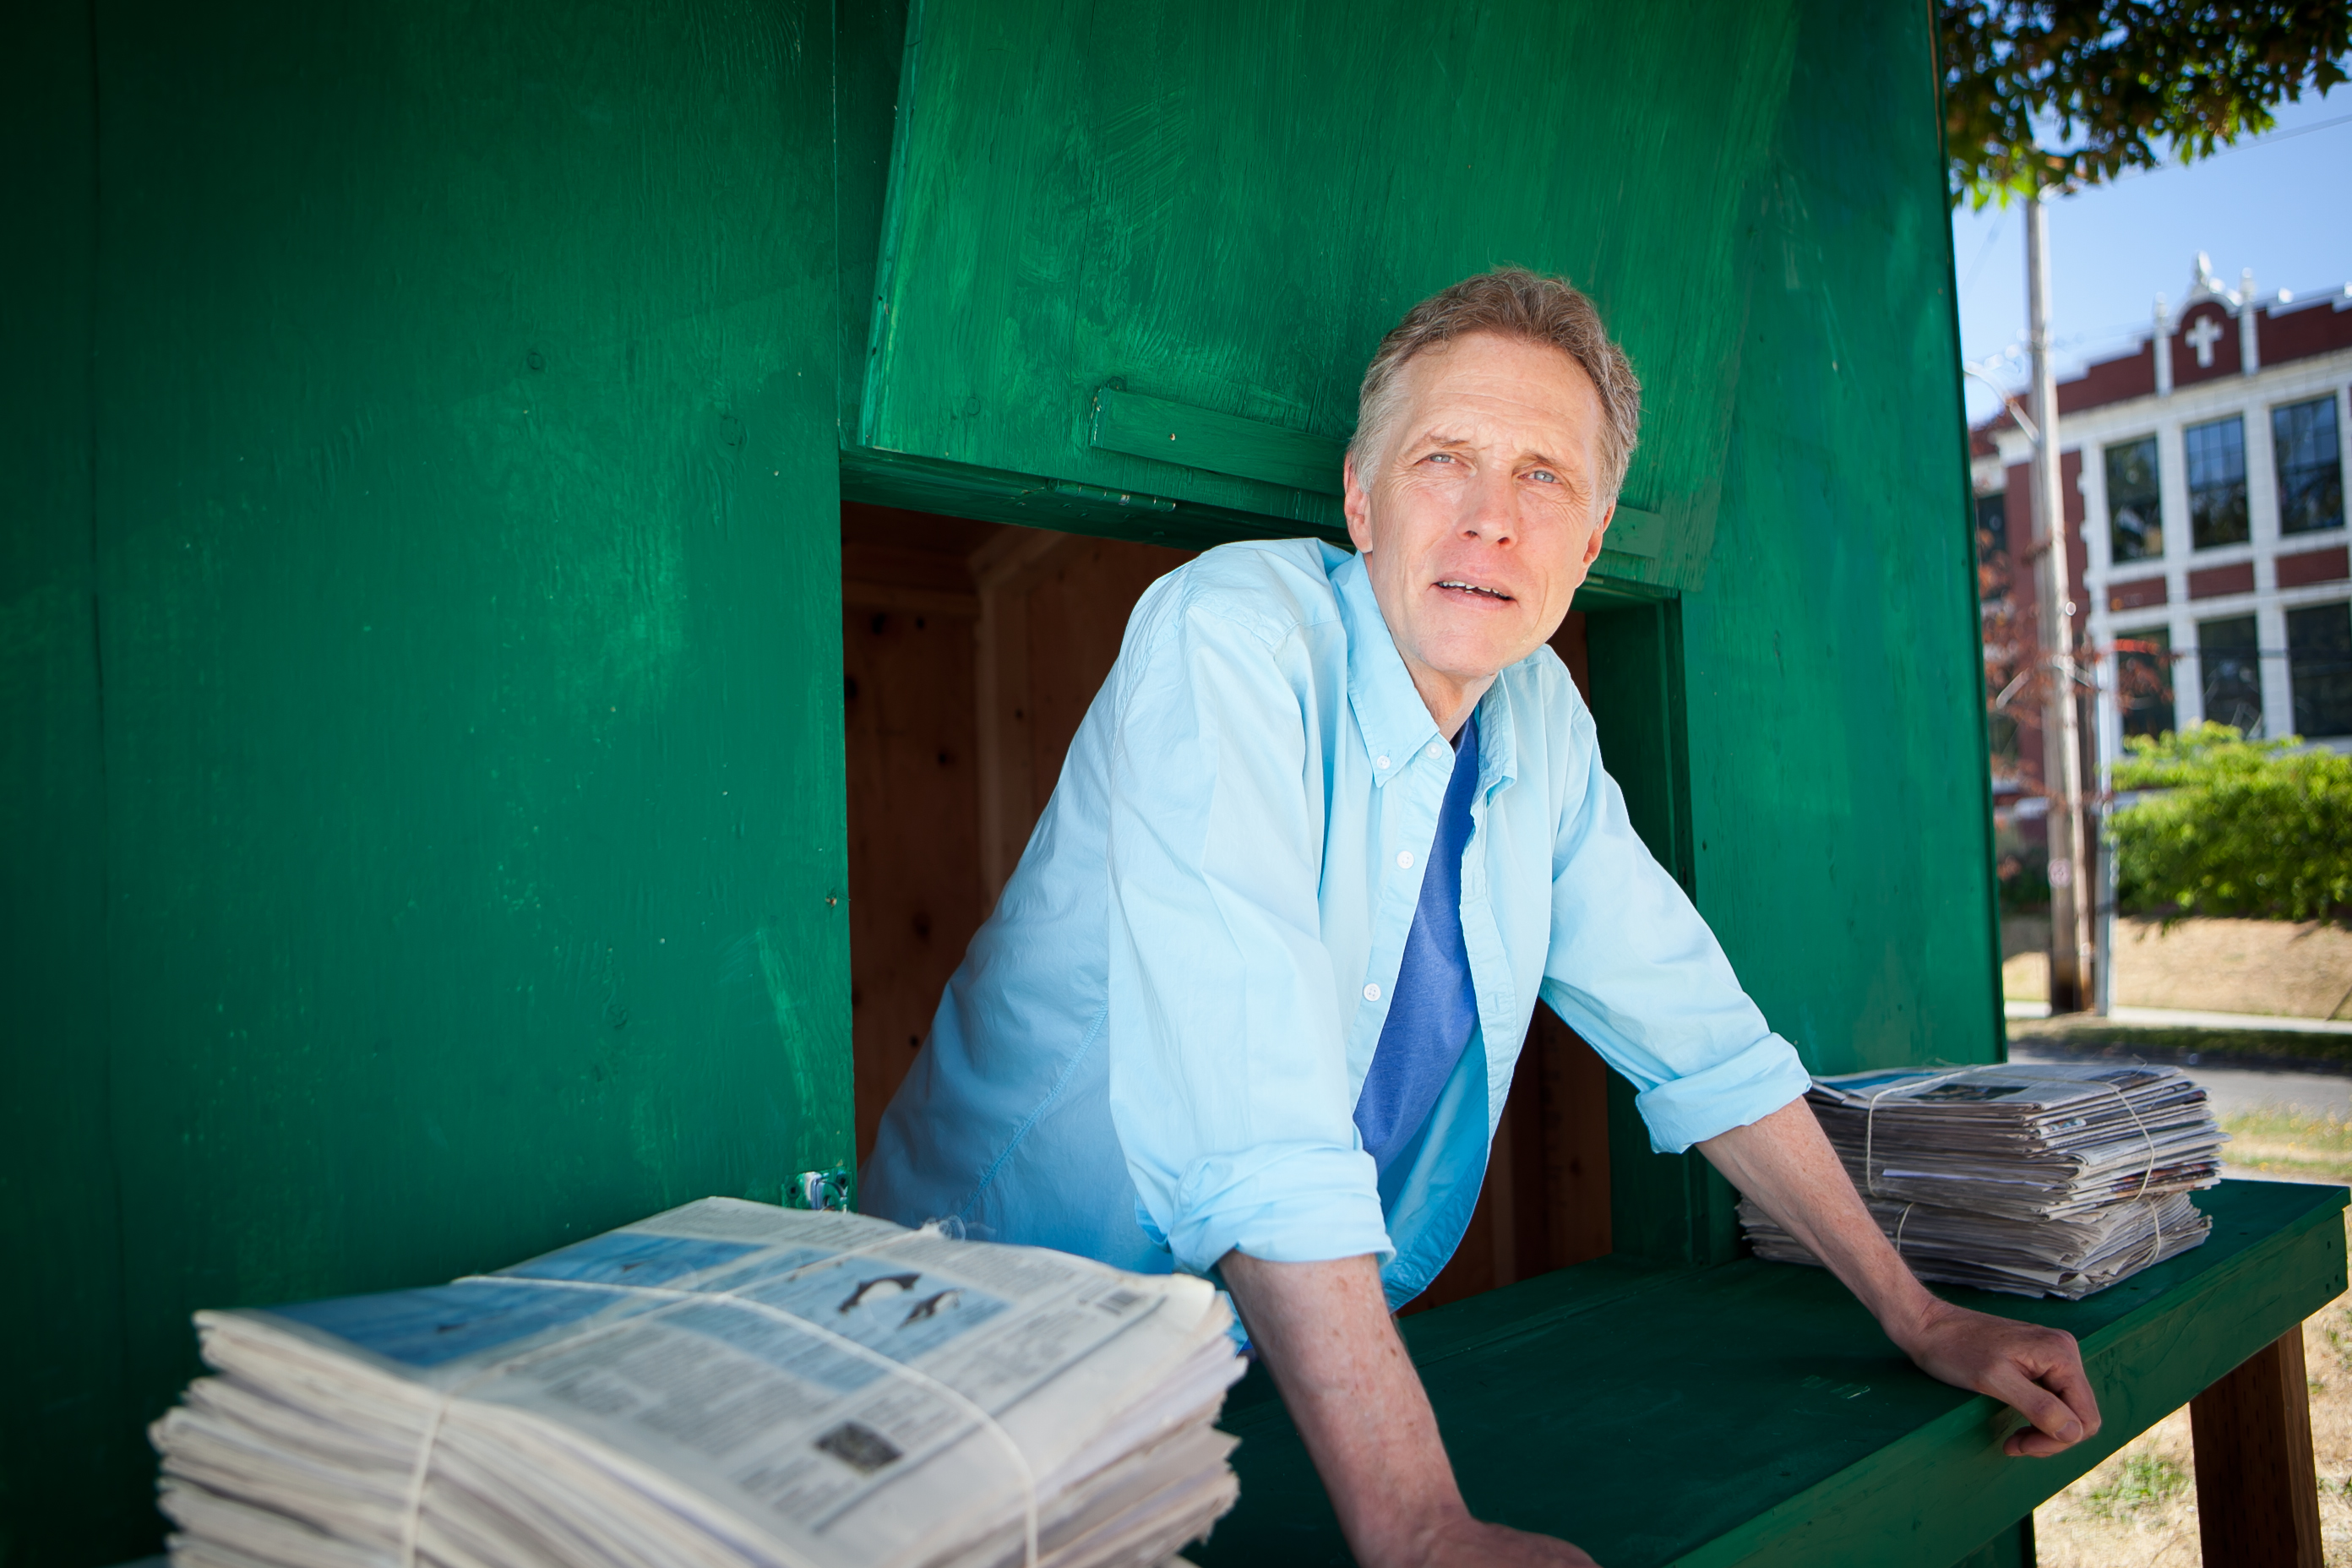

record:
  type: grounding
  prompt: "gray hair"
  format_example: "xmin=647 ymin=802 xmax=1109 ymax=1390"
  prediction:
xmin=1348 ymin=267 xmax=1642 ymax=507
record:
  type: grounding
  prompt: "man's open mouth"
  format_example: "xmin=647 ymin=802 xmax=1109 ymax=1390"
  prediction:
xmin=1435 ymin=580 xmax=1515 ymax=602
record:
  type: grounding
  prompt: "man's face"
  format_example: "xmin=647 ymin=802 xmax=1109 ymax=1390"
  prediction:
xmin=1343 ymin=332 xmax=1613 ymax=707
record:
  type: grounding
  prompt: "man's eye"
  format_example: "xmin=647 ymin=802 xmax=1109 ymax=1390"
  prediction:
xmin=1423 ymin=451 xmax=1457 ymax=465
xmin=1527 ymin=469 xmax=1560 ymax=484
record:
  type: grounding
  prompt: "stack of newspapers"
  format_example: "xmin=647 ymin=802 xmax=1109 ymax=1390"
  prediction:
xmin=1741 ymin=1062 xmax=2226 ymax=1299
xmin=151 ymin=1199 xmax=1247 ymax=1568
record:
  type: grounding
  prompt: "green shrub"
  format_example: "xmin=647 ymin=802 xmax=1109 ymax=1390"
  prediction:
xmin=2111 ymin=723 xmax=2352 ymax=923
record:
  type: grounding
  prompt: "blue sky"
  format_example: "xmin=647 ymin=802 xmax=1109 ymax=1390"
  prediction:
xmin=1952 ymin=90 xmax=2352 ymax=423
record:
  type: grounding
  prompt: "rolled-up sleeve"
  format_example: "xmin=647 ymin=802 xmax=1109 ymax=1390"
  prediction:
xmin=1538 ymin=708 xmax=1810 ymax=1153
xmin=1103 ymin=598 xmax=1391 ymax=1275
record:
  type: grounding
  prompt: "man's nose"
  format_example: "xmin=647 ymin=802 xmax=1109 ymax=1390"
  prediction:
xmin=1458 ymin=466 xmax=1517 ymax=544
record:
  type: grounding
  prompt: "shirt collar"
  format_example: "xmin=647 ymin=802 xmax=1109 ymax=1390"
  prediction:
xmin=1333 ymin=550 xmax=1523 ymax=798
xmin=1335 ymin=552 xmax=1440 ymax=787
xmin=1474 ymin=667 xmax=1520 ymax=800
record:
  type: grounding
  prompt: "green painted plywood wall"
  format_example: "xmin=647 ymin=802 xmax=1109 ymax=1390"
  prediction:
xmin=1594 ymin=0 xmax=2003 ymax=1263
xmin=3 ymin=3 xmax=852 ymax=1559
xmin=1678 ymin=0 xmax=2001 ymax=1078
xmin=2 ymin=3 xmax=133 ymax=1555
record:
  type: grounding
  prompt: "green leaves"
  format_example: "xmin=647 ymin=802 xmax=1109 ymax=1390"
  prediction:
xmin=2111 ymin=722 xmax=2352 ymax=923
xmin=1941 ymin=3 xmax=2352 ymax=204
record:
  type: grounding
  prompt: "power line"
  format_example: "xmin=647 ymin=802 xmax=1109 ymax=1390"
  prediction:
xmin=2191 ymin=108 xmax=2352 ymax=161
xmin=1963 ymin=101 xmax=2352 ymax=216
xmin=2055 ymin=107 xmax=2352 ymax=189
xmin=1960 ymin=207 xmax=2012 ymax=297
xmin=1959 ymin=103 xmax=2352 ymax=370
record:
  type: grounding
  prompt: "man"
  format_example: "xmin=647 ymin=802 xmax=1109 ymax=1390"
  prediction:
xmin=867 ymin=269 xmax=2099 ymax=1567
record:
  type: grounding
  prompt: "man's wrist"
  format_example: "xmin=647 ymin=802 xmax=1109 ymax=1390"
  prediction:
xmin=1358 ymin=1503 xmax=1478 ymax=1568
xmin=1873 ymin=1277 xmax=1955 ymax=1355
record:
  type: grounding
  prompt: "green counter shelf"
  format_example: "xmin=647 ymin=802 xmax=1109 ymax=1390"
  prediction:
xmin=1203 ymin=1179 xmax=2348 ymax=1567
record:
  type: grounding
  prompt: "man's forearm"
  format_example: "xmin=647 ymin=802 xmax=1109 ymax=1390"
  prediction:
xmin=1217 ymin=1252 xmax=1466 ymax=1567
xmin=1696 ymin=1099 xmax=1940 ymax=1341
xmin=1218 ymin=1251 xmax=1595 ymax=1567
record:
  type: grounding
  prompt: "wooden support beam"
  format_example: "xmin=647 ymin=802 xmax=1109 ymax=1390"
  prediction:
xmin=2191 ymin=1327 xmax=2322 ymax=1567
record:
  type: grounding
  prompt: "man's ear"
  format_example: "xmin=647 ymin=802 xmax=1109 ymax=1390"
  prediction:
xmin=1582 ymin=499 xmax=1614 ymax=567
xmin=1342 ymin=451 xmax=1375 ymax=554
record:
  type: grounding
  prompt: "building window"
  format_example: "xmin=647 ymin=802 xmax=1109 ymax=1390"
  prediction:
xmin=2197 ymin=614 xmax=2263 ymax=735
xmin=2115 ymin=627 xmax=2175 ymax=739
xmin=1975 ymin=493 xmax=2009 ymax=606
xmin=2105 ymin=436 xmax=2163 ymax=562
xmin=2288 ymin=602 xmax=2352 ymax=738
xmin=2273 ymin=395 xmax=2344 ymax=536
xmin=2184 ymin=415 xmax=2250 ymax=549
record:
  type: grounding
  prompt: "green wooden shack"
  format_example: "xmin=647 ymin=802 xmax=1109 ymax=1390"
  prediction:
xmin=6 ymin=0 xmax=2340 ymax=1563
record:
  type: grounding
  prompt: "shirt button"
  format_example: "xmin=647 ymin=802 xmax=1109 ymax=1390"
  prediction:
xmin=1375 ymin=755 xmax=1391 ymax=770
xmin=1427 ymin=743 xmax=1446 ymax=761
xmin=1363 ymin=983 xmax=1380 ymax=1001
xmin=1396 ymin=851 xmax=1413 ymax=868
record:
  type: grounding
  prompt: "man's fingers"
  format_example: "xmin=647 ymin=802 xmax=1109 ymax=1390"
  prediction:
xmin=2006 ymin=1427 xmax=2071 ymax=1458
xmin=1981 ymin=1364 xmax=2087 ymax=1449
xmin=2034 ymin=1345 xmax=2103 ymax=1439
xmin=2000 ymin=1326 xmax=2101 ymax=1442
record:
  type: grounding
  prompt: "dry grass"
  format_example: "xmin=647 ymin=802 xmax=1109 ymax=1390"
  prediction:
xmin=2224 ymin=1111 xmax=2352 ymax=1185
xmin=2034 ymin=1403 xmax=2203 ymax=1566
xmin=2002 ymin=915 xmax=2352 ymax=1018
xmin=2033 ymin=1194 xmax=2352 ymax=1565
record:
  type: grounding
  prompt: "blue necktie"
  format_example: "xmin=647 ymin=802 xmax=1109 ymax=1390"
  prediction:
xmin=1353 ymin=713 xmax=1481 ymax=1171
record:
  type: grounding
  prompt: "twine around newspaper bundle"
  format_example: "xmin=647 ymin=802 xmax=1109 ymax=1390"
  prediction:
xmin=2097 ymin=1076 xmax=2171 ymax=1273
xmin=1862 ymin=1069 xmax=2170 ymax=1280
xmin=392 ymin=1222 xmax=1041 ymax=1568
xmin=1861 ymin=1070 xmax=1971 ymax=1268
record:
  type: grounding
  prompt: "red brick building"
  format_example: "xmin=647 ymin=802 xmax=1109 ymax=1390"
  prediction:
xmin=1974 ymin=256 xmax=2352 ymax=814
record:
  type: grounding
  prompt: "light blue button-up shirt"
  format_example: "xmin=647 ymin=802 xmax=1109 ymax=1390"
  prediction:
xmin=863 ymin=539 xmax=1810 ymax=1306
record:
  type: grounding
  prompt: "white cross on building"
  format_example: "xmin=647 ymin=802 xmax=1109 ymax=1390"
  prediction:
xmin=2185 ymin=313 xmax=2224 ymax=368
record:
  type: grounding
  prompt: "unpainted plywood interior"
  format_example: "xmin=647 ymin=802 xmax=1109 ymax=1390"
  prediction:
xmin=840 ymin=504 xmax=1201 ymax=1158
xmin=840 ymin=501 xmax=1614 ymax=1304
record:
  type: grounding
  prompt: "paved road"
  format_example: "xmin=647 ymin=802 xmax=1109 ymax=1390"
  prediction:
xmin=2009 ymin=1042 xmax=2352 ymax=1122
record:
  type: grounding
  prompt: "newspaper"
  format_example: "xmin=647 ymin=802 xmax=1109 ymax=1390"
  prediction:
xmin=151 ymin=1199 xmax=1247 ymax=1568
xmin=1740 ymin=1063 xmax=2225 ymax=1298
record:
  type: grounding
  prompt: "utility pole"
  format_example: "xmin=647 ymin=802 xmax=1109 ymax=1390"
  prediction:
xmin=2025 ymin=188 xmax=2093 ymax=1014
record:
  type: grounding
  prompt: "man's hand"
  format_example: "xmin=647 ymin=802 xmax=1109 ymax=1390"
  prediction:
xmin=1220 ymin=1250 xmax=1599 ymax=1568
xmin=1887 ymin=1297 xmax=2101 ymax=1456
xmin=1700 ymin=1099 xmax=2102 ymax=1457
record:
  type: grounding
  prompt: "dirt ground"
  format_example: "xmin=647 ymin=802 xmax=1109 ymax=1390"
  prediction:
xmin=2033 ymin=1133 xmax=2352 ymax=1565
xmin=2003 ymin=916 xmax=2352 ymax=1018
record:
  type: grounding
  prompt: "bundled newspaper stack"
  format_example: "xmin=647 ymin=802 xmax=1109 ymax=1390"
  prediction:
xmin=151 ymin=1199 xmax=1247 ymax=1568
xmin=1740 ymin=1062 xmax=2226 ymax=1299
